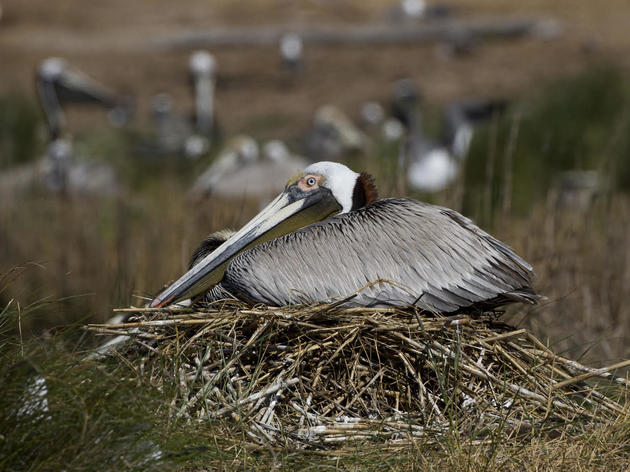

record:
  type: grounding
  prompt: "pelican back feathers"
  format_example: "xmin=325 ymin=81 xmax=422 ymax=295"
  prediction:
xmin=207 ymin=198 xmax=538 ymax=311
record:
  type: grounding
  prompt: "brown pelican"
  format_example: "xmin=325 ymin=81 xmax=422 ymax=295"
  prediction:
xmin=37 ymin=57 xmax=132 ymax=140
xmin=0 ymin=58 xmax=127 ymax=198
xmin=305 ymin=105 xmax=368 ymax=161
xmin=36 ymin=58 xmax=125 ymax=196
xmin=386 ymin=0 xmax=453 ymax=23
xmin=151 ymin=161 xmax=538 ymax=312
xmin=186 ymin=50 xmax=217 ymax=157
xmin=39 ymin=138 xmax=119 ymax=197
xmin=187 ymin=136 xmax=307 ymax=202
xmin=189 ymin=50 xmax=216 ymax=136
xmin=392 ymin=79 xmax=457 ymax=192
xmin=393 ymin=80 xmax=503 ymax=192
xmin=279 ymin=33 xmax=303 ymax=73
xmin=141 ymin=51 xmax=217 ymax=159
xmin=148 ymin=92 xmax=190 ymax=155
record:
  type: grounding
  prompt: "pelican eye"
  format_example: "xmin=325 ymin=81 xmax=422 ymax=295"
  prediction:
xmin=306 ymin=177 xmax=317 ymax=187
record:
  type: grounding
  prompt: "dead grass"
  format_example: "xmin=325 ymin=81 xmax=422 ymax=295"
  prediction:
xmin=508 ymin=195 xmax=630 ymax=365
xmin=2 ymin=290 xmax=629 ymax=471
xmin=86 ymin=301 xmax=630 ymax=450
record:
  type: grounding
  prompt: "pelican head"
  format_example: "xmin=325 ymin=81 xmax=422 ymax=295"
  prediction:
xmin=280 ymin=33 xmax=303 ymax=65
xmin=150 ymin=161 xmax=377 ymax=308
xmin=189 ymin=50 xmax=216 ymax=77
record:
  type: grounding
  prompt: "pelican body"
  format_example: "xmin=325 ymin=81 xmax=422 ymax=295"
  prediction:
xmin=151 ymin=162 xmax=538 ymax=312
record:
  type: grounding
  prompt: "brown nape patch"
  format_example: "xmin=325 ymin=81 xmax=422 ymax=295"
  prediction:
xmin=352 ymin=173 xmax=379 ymax=210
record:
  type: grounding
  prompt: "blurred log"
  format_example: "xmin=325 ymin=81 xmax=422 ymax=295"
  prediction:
xmin=154 ymin=16 xmax=561 ymax=50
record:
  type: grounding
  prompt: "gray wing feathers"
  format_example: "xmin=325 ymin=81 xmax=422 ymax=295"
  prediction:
xmin=223 ymin=198 xmax=538 ymax=311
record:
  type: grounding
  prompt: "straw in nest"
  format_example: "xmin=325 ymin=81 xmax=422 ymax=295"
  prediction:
xmin=87 ymin=302 xmax=630 ymax=447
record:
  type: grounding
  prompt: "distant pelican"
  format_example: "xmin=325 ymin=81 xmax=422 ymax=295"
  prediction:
xmin=187 ymin=136 xmax=307 ymax=202
xmin=0 ymin=58 xmax=126 ymax=197
xmin=360 ymin=101 xmax=386 ymax=130
xmin=39 ymin=138 xmax=119 ymax=197
xmin=152 ymin=161 xmax=538 ymax=312
xmin=35 ymin=58 xmax=125 ymax=196
xmin=392 ymin=79 xmax=503 ymax=192
xmin=186 ymin=50 xmax=217 ymax=157
xmin=401 ymin=0 xmax=426 ymax=19
xmin=392 ymin=79 xmax=456 ymax=192
xmin=386 ymin=0 xmax=452 ymax=23
xmin=0 ymin=139 xmax=121 ymax=198
xmin=305 ymin=105 xmax=368 ymax=160
xmin=148 ymin=92 xmax=190 ymax=155
xmin=279 ymin=33 xmax=303 ymax=72
xmin=37 ymin=57 xmax=132 ymax=139
xmin=189 ymin=51 xmax=216 ymax=136
xmin=143 ymin=51 xmax=217 ymax=159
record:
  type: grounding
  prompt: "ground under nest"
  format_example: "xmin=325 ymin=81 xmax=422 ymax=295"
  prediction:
xmin=87 ymin=302 xmax=630 ymax=447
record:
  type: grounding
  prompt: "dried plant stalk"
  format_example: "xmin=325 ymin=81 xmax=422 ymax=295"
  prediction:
xmin=86 ymin=302 xmax=630 ymax=446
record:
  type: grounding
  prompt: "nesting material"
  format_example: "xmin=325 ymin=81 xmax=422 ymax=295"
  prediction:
xmin=87 ymin=302 xmax=630 ymax=446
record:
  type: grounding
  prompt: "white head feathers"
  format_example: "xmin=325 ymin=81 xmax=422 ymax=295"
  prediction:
xmin=304 ymin=161 xmax=360 ymax=214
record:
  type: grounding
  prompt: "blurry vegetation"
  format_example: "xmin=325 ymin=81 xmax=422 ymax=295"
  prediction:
xmin=463 ymin=66 xmax=630 ymax=222
xmin=0 ymin=292 xmax=166 ymax=471
xmin=0 ymin=95 xmax=43 ymax=170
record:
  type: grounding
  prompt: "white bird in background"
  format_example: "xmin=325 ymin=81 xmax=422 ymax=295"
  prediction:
xmin=187 ymin=50 xmax=218 ymax=157
xmin=386 ymin=0 xmax=453 ymax=23
xmin=39 ymin=138 xmax=119 ymax=197
xmin=402 ymin=0 xmax=426 ymax=19
xmin=148 ymin=92 xmax=190 ymax=155
xmin=36 ymin=57 xmax=132 ymax=140
xmin=280 ymin=33 xmax=304 ymax=72
xmin=37 ymin=57 xmax=126 ymax=196
xmin=392 ymin=79 xmax=455 ymax=192
xmin=188 ymin=136 xmax=307 ymax=202
xmin=143 ymin=50 xmax=218 ymax=159
xmin=360 ymin=101 xmax=386 ymax=130
xmin=392 ymin=79 xmax=503 ymax=193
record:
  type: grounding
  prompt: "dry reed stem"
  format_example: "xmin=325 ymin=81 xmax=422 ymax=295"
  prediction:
xmin=86 ymin=302 xmax=630 ymax=446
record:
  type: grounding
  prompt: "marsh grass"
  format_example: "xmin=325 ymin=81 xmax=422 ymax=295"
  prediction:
xmin=0 ymin=95 xmax=42 ymax=170
xmin=3 ymin=294 xmax=629 ymax=471
xmin=461 ymin=66 xmax=630 ymax=221
xmin=3 ymin=66 xmax=630 ymax=470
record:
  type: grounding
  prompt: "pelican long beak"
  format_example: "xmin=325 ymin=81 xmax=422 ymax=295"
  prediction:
xmin=56 ymin=68 xmax=134 ymax=125
xmin=56 ymin=67 xmax=122 ymax=108
xmin=37 ymin=61 xmax=133 ymax=139
xmin=150 ymin=186 xmax=341 ymax=308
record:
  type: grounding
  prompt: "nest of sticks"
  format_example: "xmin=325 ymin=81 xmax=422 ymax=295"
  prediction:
xmin=87 ymin=302 xmax=630 ymax=446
